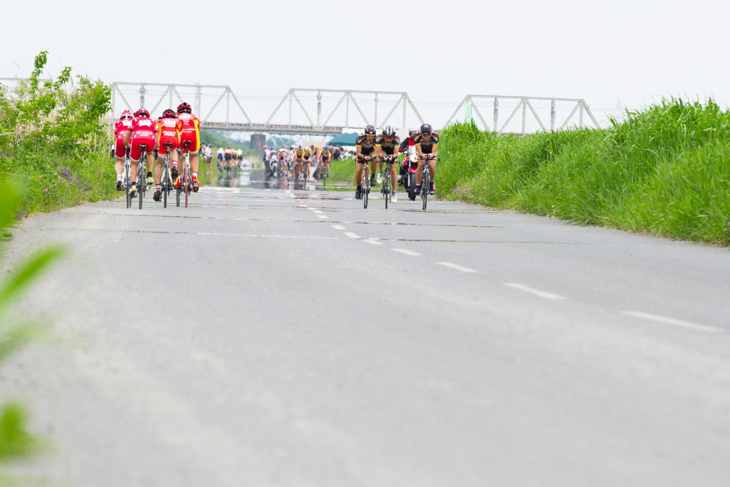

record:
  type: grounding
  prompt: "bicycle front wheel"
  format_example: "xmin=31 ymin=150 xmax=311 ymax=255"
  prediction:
xmin=363 ymin=167 xmax=369 ymax=209
xmin=422 ymin=172 xmax=429 ymax=212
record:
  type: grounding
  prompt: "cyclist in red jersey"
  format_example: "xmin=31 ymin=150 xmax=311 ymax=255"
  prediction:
xmin=113 ymin=110 xmax=134 ymax=190
xmin=154 ymin=109 xmax=181 ymax=201
xmin=123 ymin=108 xmax=158 ymax=198
xmin=175 ymin=102 xmax=201 ymax=192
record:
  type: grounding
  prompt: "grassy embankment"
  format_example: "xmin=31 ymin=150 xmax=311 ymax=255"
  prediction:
xmin=437 ymin=99 xmax=730 ymax=246
xmin=0 ymin=52 xmax=115 ymax=218
xmin=326 ymin=159 xmax=357 ymax=188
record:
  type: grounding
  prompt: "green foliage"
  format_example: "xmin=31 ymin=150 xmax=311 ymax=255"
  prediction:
xmin=439 ymin=99 xmax=730 ymax=245
xmin=0 ymin=51 xmax=115 ymax=217
xmin=0 ymin=404 xmax=44 ymax=464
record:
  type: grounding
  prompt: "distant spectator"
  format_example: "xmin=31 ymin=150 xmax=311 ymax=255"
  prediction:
xmin=333 ymin=146 xmax=342 ymax=160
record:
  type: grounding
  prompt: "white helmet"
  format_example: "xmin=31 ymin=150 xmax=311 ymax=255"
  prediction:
xmin=383 ymin=125 xmax=396 ymax=137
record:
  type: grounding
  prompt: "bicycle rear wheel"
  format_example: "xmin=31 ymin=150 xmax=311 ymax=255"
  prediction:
xmin=125 ymin=164 xmax=131 ymax=208
xmin=184 ymin=166 xmax=189 ymax=208
xmin=138 ymin=166 xmax=144 ymax=210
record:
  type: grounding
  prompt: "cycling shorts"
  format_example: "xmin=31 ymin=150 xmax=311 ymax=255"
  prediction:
xmin=158 ymin=136 xmax=179 ymax=156
xmin=179 ymin=132 xmax=200 ymax=153
xmin=321 ymin=156 xmax=330 ymax=163
xmin=129 ymin=135 xmax=156 ymax=162
xmin=114 ymin=135 xmax=127 ymax=159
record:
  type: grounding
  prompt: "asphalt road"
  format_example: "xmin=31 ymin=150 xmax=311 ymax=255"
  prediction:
xmin=2 ymin=172 xmax=729 ymax=486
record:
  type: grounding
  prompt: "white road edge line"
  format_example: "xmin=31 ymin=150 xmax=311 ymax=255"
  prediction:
xmin=344 ymin=232 xmax=361 ymax=239
xmin=364 ymin=239 xmax=383 ymax=245
xmin=621 ymin=311 xmax=722 ymax=333
xmin=392 ymin=248 xmax=421 ymax=256
xmin=331 ymin=225 xmax=346 ymax=230
xmin=436 ymin=262 xmax=478 ymax=274
xmin=505 ymin=283 xmax=566 ymax=300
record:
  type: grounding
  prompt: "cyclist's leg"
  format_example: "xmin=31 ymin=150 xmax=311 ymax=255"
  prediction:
xmin=415 ymin=158 xmax=426 ymax=186
xmin=355 ymin=161 xmax=364 ymax=188
xmin=390 ymin=158 xmax=398 ymax=192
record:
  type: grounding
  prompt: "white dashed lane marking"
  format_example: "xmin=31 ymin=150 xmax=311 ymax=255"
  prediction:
xmin=364 ymin=239 xmax=383 ymax=246
xmin=344 ymin=232 xmax=361 ymax=239
xmin=317 ymin=215 xmax=329 ymax=219
xmin=436 ymin=262 xmax=478 ymax=274
xmin=331 ymin=225 xmax=346 ymax=230
xmin=621 ymin=311 xmax=722 ymax=333
xmin=392 ymin=248 xmax=421 ymax=257
xmin=505 ymin=283 xmax=566 ymax=300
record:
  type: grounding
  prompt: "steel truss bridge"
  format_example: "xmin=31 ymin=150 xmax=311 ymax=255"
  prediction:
xmin=2 ymin=78 xmax=602 ymax=136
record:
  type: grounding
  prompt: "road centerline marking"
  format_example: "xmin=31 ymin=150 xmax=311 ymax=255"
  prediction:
xmin=436 ymin=262 xmax=478 ymax=273
xmin=331 ymin=225 xmax=346 ymax=230
xmin=621 ymin=311 xmax=722 ymax=333
xmin=505 ymin=283 xmax=566 ymax=300
xmin=312 ymin=210 xmax=323 ymax=214
xmin=344 ymin=232 xmax=361 ymax=239
xmin=393 ymin=248 xmax=421 ymax=256
xmin=364 ymin=239 xmax=383 ymax=245
xmin=317 ymin=215 xmax=329 ymax=219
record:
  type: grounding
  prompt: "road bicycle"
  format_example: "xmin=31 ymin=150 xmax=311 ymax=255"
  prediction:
xmin=319 ymin=159 xmax=329 ymax=188
xmin=361 ymin=156 xmax=371 ymax=209
xmin=136 ymin=144 xmax=149 ymax=210
xmin=177 ymin=141 xmax=192 ymax=208
xmin=161 ymin=143 xmax=175 ymax=208
xmin=380 ymin=155 xmax=393 ymax=209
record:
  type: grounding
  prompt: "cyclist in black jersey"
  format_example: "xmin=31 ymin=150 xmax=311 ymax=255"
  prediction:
xmin=376 ymin=126 xmax=401 ymax=202
xmin=354 ymin=125 xmax=377 ymax=199
xmin=414 ymin=123 xmax=440 ymax=195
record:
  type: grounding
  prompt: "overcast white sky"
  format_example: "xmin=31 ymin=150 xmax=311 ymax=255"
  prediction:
xmin=2 ymin=0 xmax=728 ymax=130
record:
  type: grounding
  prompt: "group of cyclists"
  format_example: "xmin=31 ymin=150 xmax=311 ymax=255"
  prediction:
xmin=354 ymin=123 xmax=439 ymax=202
xmin=263 ymin=144 xmax=333 ymax=182
xmin=217 ymin=147 xmax=245 ymax=171
xmin=113 ymin=106 xmax=439 ymax=205
xmin=113 ymin=102 xmax=202 ymax=202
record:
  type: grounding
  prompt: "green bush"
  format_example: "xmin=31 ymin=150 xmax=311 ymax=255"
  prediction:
xmin=438 ymin=99 xmax=730 ymax=245
xmin=0 ymin=51 xmax=113 ymax=217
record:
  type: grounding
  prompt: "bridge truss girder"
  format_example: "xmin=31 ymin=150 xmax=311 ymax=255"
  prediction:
xmin=445 ymin=95 xmax=601 ymax=135
xmin=110 ymin=82 xmax=252 ymax=124
xmin=265 ymin=89 xmax=424 ymax=130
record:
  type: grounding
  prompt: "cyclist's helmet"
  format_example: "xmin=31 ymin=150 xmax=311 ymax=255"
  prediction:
xmin=120 ymin=109 xmax=133 ymax=120
xmin=364 ymin=124 xmax=376 ymax=135
xmin=420 ymin=123 xmax=433 ymax=135
xmin=177 ymin=102 xmax=192 ymax=114
xmin=162 ymin=108 xmax=176 ymax=118
xmin=383 ymin=125 xmax=396 ymax=137
xmin=134 ymin=108 xmax=150 ymax=118
xmin=408 ymin=126 xmax=419 ymax=137
xmin=298 ymin=144 xmax=302 ymax=150
xmin=324 ymin=146 xmax=330 ymax=151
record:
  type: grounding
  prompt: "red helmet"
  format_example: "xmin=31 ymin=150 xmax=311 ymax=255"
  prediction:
xmin=134 ymin=108 xmax=150 ymax=118
xmin=120 ymin=110 xmax=133 ymax=120
xmin=177 ymin=102 xmax=192 ymax=114
xmin=162 ymin=109 xmax=176 ymax=118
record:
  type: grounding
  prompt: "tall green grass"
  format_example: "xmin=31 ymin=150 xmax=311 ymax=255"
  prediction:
xmin=438 ymin=99 xmax=730 ymax=245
